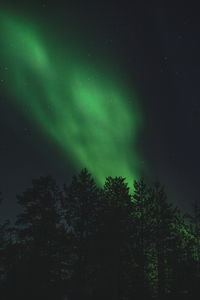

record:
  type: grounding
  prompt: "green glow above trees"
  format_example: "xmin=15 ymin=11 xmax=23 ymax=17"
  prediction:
xmin=0 ymin=12 xmax=143 ymax=186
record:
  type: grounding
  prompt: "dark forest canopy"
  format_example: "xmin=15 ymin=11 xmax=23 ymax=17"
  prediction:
xmin=0 ymin=169 xmax=200 ymax=300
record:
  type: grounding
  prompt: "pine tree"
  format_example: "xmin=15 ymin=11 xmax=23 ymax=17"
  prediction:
xmin=62 ymin=168 xmax=100 ymax=300
xmin=131 ymin=178 xmax=154 ymax=297
xmin=14 ymin=175 xmax=64 ymax=300
xmin=182 ymin=200 xmax=200 ymax=297
xmin=96 ymin=176 xmax=131 ymax=300
xmin=149 ymin=181 xmax=178 ymax=298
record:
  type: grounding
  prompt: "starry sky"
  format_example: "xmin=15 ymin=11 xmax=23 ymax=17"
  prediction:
xmin=0 ymin=1 xmax=200 ymax=220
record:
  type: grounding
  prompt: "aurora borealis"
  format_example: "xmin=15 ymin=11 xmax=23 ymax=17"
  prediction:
xmin=0 ymin=11 xmax=143 ymax=186
xmin=0 ymin=1 xmax=200 ymax=224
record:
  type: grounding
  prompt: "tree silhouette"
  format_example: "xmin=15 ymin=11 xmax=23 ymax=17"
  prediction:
xmin=181 ymin=200 xmax=200 ymax=297
xmin=62 ymin=168 xmax=101 ymax=300
xmin=94 ymin=176 xmax=132 ymax=300
xmin=13 ymin=175 xmax=63 ymax=300
xmin=131 ymin=178 xmax=154 ymax=297
xmin=148 ymin=181 xmax=179 ymax=298
xmin=0 ymin=171 xmax=200 ymax=299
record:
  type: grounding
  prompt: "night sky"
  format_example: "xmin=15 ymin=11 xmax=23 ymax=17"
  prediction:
xmin=0 ymin=1 xmax=200 ymax=220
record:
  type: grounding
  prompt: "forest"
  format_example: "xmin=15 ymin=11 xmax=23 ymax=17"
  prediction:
xmin=0 ymin=169 xmax=200 ymax=300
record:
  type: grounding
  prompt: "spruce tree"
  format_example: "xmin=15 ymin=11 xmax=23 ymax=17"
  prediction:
xmin=14 ymin=175 xmax=63 ymax=300
xmin=62 ymin=168 xmax=100 ymax=300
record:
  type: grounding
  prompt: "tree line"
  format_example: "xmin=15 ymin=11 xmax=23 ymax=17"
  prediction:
xmin=0 ymin=169 xmax=200 ymax=299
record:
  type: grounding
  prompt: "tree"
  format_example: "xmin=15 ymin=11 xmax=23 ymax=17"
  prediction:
xmin=0 ymin=192 xmax=12 ymax=298
xmin=95 ymin=176 xmax=132 ymax=300
xmin=62 ymin=168 xmax=101 ymax=300
xmin=149 ymin=181 xmax=178 ymax=298
xmin=131 ymin=178 xmax=155 ymax=297
xmin=181 ymin=200 xmax=200 ymax=297
xmin=13 ymin=175 xmax=64 ymax=300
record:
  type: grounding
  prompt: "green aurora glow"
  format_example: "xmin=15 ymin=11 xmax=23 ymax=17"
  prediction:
xmin=0 ymin=12 xmax=143 ymax=186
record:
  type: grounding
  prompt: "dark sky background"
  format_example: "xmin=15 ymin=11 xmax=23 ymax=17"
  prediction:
xmin=1 ymin=0 xmax=200 ymax=220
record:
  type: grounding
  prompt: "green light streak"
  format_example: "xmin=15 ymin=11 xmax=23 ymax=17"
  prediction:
xmin=0 ymin=12 xmax=143 ymax=186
